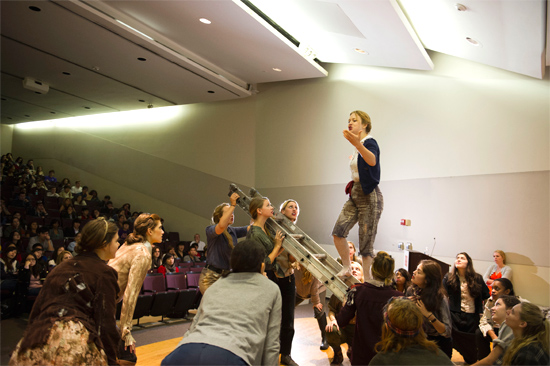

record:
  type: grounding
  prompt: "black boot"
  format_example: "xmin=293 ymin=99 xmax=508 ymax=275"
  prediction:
xmin=331 ymin=349 xmax=344 ymax=366
xmin=316 ymin=309 xmax=329 ymax=350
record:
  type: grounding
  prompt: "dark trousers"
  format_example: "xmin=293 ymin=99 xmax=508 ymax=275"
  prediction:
xmin=161 ymin=343 xmax=247 ymax=365
xmin=295 ymin=291 xmax=327 ymax=342
xmin=475 ymin=327 xmax=499 ymax=360
xmin=451 ymin=311 xmax=479 ymax=364
xmin=269 ymin=273 xmax=296 ymax=356
xmin=428 ymin=334 xmax=453 ymax=359
xmin=326 ymin=324 xmax=355 ymax=353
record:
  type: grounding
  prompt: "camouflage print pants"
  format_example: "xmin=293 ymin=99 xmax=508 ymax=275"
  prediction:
xmin=332 ymin=184 xmax=383 ymax=257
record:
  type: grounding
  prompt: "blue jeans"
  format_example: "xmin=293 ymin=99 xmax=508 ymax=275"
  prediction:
xmin=161 ymin=343 xmax=247 ymax=366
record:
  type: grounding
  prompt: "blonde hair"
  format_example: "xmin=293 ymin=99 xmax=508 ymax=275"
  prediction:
xmin=502 ymin=302 xmax=549 ymax=365
xmin=371 ymin=251 xmax=395 ymax=285
xmin=375 ymin=298 xmax=439 ymax=354
xmin=351 ymin=110 xmax=372 ymax=134
xmin=495 ymin=250 xmax=507 ymax=264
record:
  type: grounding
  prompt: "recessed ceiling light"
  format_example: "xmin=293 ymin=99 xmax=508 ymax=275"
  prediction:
xmin=84 ymin=107 xmax=91 ymax=110
xmin=137 ymin=57 xmax=147 ymax=61
xmin=272 ymin=68 xmax=282 ymax=72
xmin=62 ymin=72 xmax=71 ymax=76
xmin=24 ymin=115 xmax=30 ymax=117
xmin=1 ymin=98 xmax=6 ymax=101
xmin=455 ymin=3 xmax=467 ymax=11
xmin=354 ymin=48 xmax=368 ymax=55
xmin=50 ymin=111 xmax=56 ymax=114
xmin=466 ymin=37 xmax=481 ymax=46
xmin=139 ymin=99 xmax=146 ymax=102
xmin=29 ymin=6 xmax=41 ymax=12
xmin=7 ymin=117 xmax=12 ymax=120
xmin=207 ymin=90 xmax=215 ymax=93
xmin=199 ymin=18 xmax=212 ymax=24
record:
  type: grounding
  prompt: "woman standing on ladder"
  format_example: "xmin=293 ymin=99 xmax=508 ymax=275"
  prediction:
xmin=332 ymin=110 xmax=383 ymax=279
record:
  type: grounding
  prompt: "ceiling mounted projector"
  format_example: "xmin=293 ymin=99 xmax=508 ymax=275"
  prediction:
xmin=23 ymin=77 xmax=49 ymax=94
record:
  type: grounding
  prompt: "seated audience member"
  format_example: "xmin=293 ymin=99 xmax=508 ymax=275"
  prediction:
xmin=158 ymin=254 xmax=179 ymax=275
xmin=334 ymin=251 xmax=402 ymax=365
xmin=59 ymin=198 xmax=73 ymax=212
xmin=369 ymin=297 xmax=454 ymax=365
xmin=473 ymin=295 xmax=521 ymax=365
xmin=100 ymin=201 xmax=115 ymax=218
xmin=46 ymin=187 xmax=59 ymax=198
xmin=35 ymin=166 xmax=44 ymax=178
xmin=64 ymin=219 xmax=81 ymax=238
xmin=67 ymin=233 xmax=82 ymax=254
xmin=73 ymin=195 xmax=87 ymax=207
xmin=26 ymin=221 xmax=39 ymax=238
xmin=443 ymin=252 xmax=490 ymax=364
xmin=174 ymin=242 xmax=186 ymax=260
xmin=48 ymin=219 xmax=64 ymax=241
xmin=6 ymin=232 xmax=22 ymax=254
xmin=80 ymin=186 xmax=90 ymax=200
xmin=27 ymin=201 xmax=48 ymax=219
xmin=476 ymin=278 xmax=516 ymax=360
xmin=100 ymin=195 xmax=111 ymax=208
xmin=4 ymin=217 xmax=25 ymax=239
xmin=47 ymin=246 xmax=66 ymax=267
xmin=502 ymin=302 xmax=549 ymax=365
xmin=120 ymin=203 xmax=131 ymax=218
xmin=326 ymin=261 xmax=364 ymax=365
xmin=17 ymin=253 xmax=46 ymax=299
xmin=167 ymin=246 xmax=177 ymax=257
xmin=31 ymin=245 xmax=49 ymax=268
xmin=33 ymin=179 xmax=48 ymax=193
xmin=115 ymin=213 xmax=127 ymax=229
xmin=151 ymin=246 xmax=162 ymax=270
xmin=483 ymin=250 xmax=513 ymax=290
xmin=88 ymin=190 xmax=100 ymax=203
xmin=392 ymin=268 xmax=411 ymax=294
xmin=28 ymin=227 xmax=54 ymax=253
xmin=191 ymin=233 xmax=206 ymax=252
xmin=58 ymin=185 xmax=73 ymax=200
xmin=26 ymin=159 xmax=36 ymax=175
xmin=183 ymin=246 xmax=201 ymax=263
xmin=161 ymin=239 xmax=281 ymax=366
xmin=10 ymin=192 xmax=31 ymax=210
xmin=1 ymin=244 xmax=19 ymax=293
xmin=118 ymin=221 xmax=131 ymax=245
xmin=60 ymin=205 xmax=77 ymax=220
xmin=60 ymin=178 xmax=71 ymax=187
xmin=80 ymin=207 xmax=93 ymax=220
xmin=56 ymin=251 xmax=73 ymax=266
xmin=407 ymin=260 xmax=453 ymax=358
xmin=70 ymin=181 xmax=83 ymax=196
xmin=129 ymin=211 xmax=139 ymax=224
xmin=92 ymin=209 xmax=101 ymax=219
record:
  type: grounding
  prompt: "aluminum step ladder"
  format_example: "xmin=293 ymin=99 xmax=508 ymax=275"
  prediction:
xmin=228 ymin=183 xmax=358 ymax=302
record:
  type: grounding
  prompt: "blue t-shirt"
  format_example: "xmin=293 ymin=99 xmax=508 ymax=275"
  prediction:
xmin=205 ymin=225 xmax=248 ymax=270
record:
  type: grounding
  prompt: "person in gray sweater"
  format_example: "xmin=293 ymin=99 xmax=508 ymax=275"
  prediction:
xmin=162 ymin=239 xmax=282 ymax=366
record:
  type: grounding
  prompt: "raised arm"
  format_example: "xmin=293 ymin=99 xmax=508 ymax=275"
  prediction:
xmin=215 ymin=193 xmax=239 ymax=235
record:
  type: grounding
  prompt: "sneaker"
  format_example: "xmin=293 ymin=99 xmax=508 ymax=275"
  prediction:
xmin=331 ymin=350 xmax=344 ymax=366
xmin=280 ymin=354 xmax=299 ymax=366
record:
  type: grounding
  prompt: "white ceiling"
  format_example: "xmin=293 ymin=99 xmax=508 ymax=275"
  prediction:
xmin=1 ymin=0 xmax=547 ymax=124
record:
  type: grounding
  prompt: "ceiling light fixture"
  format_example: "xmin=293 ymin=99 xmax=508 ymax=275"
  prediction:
xmin=455 ymin=3 xmax=467 ymax=11
xmin=272 ymin=68 xmax=282 ymax=72
xmin=199 ymin=18 xmax=212 ymax=24
xmin=466 ymin=37 xmax=481 ymax=46
xmin=29 ymin=6 xmax=41 ymax=12
xmin=137 ymin=57 xmax=147 ymax=61
xmin=116 ymin=20 xmax=154 ymax=40
xmin=354 ymin=48 xmax=368 ymax=55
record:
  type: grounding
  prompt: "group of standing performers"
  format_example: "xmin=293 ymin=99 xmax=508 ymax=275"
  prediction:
xmin=8 ymin=109 xmax=386 ymax=366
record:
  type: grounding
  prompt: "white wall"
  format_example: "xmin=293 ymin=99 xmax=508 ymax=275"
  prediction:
xmin=1 ymin=125 xmax=14 ymax=155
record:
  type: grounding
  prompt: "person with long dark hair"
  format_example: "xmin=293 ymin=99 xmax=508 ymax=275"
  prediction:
xmin=198 ymin=192 xmax=249 ymax=294
xmin=108 ymin=213 xmax=164 ymax=363
xmin=151 ymin=245 xmax=162 ymax=270
xmin=443 ymin=252 xmax=490 ymax=364
xmin=334 ymin=251 xmax=402 ymax=365
xmin=162 ymin=239 xmax=282 ymax=366
xmin=392 ymin=268 xmax=411 ymax=293
xmin=10 ymin=218 xmax=121 ymax=365
xmin=370 ymin=297 xmax=454 ymax=365
xmin=406 ymin=260 xmax=452 ymax=358
xmin=158 ymin=253 xmax=179 ymax=275
xmin=502 ymin=302 xmax=549 ymax=365
xmin=1 ymin=244 xmax=19 ymax=293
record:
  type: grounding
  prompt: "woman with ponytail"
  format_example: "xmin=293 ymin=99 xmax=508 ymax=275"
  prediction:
xmin=108 ymin=212 xmax=164 ymax=363
xmin=10 ymin=218 xmax=121 ymax=365
xmin=370 ymin=297 xmax=454 ymax=365
xmin=334 ymin=251 xmax=402 ymax=365
xmin=502 ymin=302 xmax=549 ymax=365
xmin=198 ymin=192 xmax=249 ymax=294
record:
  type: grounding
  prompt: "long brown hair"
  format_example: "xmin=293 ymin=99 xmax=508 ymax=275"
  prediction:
xmin=411 ymin=260 xmax=447 ymax=313
xmin=75 ymin=218 xmax=118 ymax=254
xmin=126 ymin=213 xmax=161 ymax=245
xmin=446 ymin=252 xmax=482 ymax=298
